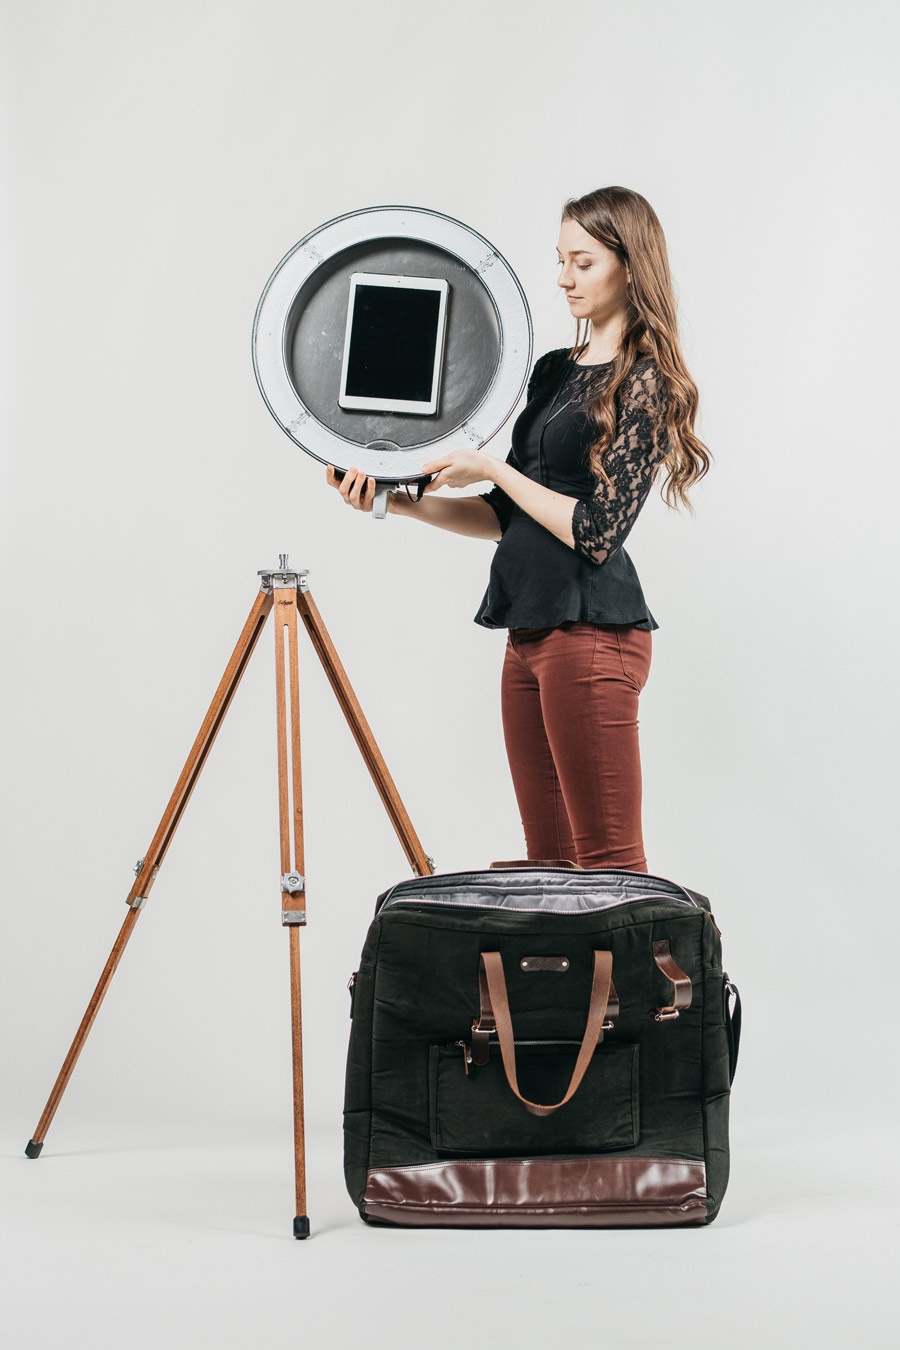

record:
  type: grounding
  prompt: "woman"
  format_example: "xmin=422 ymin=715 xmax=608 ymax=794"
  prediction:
xmin=327 ymin=186 xmax=710 ymax=873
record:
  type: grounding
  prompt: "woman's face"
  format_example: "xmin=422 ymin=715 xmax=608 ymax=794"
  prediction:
xmin=556 ymin=219 xmax=630 ymax=326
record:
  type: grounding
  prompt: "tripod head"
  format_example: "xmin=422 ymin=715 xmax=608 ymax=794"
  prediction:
xmin=258 ymin=555 xmax=309 ymax=594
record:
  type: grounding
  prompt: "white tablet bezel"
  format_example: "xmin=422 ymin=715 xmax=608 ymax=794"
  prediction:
xmin=337 ymin=272 xmax=449 ymax=415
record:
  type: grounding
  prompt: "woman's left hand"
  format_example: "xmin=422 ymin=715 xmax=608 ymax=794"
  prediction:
xmin=419 ymin=450 xmax=494 ymax=493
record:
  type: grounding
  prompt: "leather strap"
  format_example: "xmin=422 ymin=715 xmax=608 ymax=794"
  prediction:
xmin=651 ymin=938 xmax=692 ymax=1020
xmin=470 ymin=959 xmax=497 ymax=1066
xmin=475 ymin=950 xmax=613 ymax=1118
xmin=471 ymin=952 xmax=618 ymax=1066
xmin=725 ymin=976 xmax=741 ymax=1082
xmin=489 ymin=859 xmax=583 ymax=870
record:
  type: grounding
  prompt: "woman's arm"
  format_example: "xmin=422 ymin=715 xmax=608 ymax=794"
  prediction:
xmin=421 ymin=360 xmax=669 ymax=564
xmin=484 ymin=460 xmax=577 ymax=549
xmin=326 ymin=464 xmax=501 ymax=540
xmin=326 ymin=352 xmax=563 ymax=542
xmin=419 ymin=450 xmax=580 ymax=549
xmin=388 ymin=489 xmax=501 ymax=540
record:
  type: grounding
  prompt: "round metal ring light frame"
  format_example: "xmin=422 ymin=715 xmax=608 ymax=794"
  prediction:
xmin=252 ymin=205 xmax=533 ymax=484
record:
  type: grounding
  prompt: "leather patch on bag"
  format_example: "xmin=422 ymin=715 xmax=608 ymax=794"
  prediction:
xmin=520 ymin=956 xmax=570 ymax=972
xmin=363 ymin=1157 xmax=708 ymax=1227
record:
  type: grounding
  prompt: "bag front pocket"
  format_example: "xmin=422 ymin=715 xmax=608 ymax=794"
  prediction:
xmin=428 ymin=1040 xmax=639 ymax=1157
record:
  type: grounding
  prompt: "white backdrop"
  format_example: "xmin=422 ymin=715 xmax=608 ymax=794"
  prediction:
xmin=1 ymin=1 xmax=897 ymax=1345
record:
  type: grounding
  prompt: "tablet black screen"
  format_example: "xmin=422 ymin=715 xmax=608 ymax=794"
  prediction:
xmin=345 ymin=284 xmax=441 ymax=403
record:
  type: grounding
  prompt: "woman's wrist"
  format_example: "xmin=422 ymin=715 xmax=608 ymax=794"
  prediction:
xmin=491 ymin=459 xmax=516 ymax=491
xmin=387 ymin=488 xmax=415 ymax=514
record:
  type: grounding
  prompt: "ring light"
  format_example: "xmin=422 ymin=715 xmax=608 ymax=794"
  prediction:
xmin=252 ymin=205 xmax=533 ymax=514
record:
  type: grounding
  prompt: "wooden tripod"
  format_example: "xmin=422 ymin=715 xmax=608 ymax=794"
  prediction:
xmin=24 ymin=557 xmax=433 ymax=1239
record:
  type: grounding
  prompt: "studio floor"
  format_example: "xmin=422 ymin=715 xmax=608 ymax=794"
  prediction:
xmin=1 ymin=1113 xmax=894 ymax=1350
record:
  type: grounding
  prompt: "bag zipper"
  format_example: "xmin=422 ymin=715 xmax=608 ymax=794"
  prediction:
xmin=449 ymin=1035 xmax=591 ymax=1073
xmin=450 ymin=1037 xmax=583 ymax=1049
xmin=384 ymin=890 xmax=697 ymax=918
xmin=377 ymin=866 xmax=699 ymax=914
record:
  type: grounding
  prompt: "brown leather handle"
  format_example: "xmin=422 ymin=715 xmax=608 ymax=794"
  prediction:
xmin=489 ymin=859 xmax=584 ymax=870
xmin=474 ymin=950 xmax=613 ymax=1118
xmin=651 ymin=938 xmax=692 ymax=1019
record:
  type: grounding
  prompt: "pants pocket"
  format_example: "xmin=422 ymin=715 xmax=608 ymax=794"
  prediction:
xmin=615 ymin=625 xmax=651 ymax=692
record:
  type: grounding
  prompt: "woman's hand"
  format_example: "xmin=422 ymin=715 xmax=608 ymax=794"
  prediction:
xmin=326 ymin=464 xmax=377 ymax=512
xmin=418 ymin=449 xmax=494 ymax=493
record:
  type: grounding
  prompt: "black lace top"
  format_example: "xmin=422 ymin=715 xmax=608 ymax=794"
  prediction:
xmin=474 ymin=348 xmax=668 ymax=631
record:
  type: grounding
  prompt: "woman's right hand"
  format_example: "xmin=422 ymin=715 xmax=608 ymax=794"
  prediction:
xmin=326 ymin=464 xmax=379 ymax=513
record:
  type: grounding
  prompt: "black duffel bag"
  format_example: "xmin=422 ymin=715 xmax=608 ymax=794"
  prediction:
xmin=343 ymin=862 xmax=741 ymax=1228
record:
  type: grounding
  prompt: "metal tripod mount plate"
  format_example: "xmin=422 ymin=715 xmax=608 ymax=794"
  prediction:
xmin=24 ymin=557 xmax=434 ymax=1240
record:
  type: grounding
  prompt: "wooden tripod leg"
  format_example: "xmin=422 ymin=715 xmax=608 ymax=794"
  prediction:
xmin=295 ymin=586 xmax=433 ymax=878
xmin=25 ymin=587 xmax=275 ymax=1158
xmin=272 ymin=584 xmax=309 ymax=1238
xmin=288 ymin=925 xmax=307 ymax=1239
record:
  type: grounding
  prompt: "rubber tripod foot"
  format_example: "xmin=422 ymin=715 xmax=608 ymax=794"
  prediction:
xmin=25 ymin=1140 xmax=44 ymax=1159
xmin=293 ymin=1215 xmax=310 ymax=1240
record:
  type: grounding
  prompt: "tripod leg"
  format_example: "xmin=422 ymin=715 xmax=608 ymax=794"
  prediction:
xmin=26 ymin=587 xmax=274 ymax=1157
xmin=288 ymin=926 xmax=308 ymax=1239
xmin=25 ymin=907 xmax=140 ymax=1157
xmin=272 ymin=584 xmax=309 ymax=1237
xmin=295 ymin=587 xmax=433 ymax=877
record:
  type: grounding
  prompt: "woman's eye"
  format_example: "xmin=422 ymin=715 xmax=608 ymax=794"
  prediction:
xmin=577 ymin=263 xmax=590 ymax=271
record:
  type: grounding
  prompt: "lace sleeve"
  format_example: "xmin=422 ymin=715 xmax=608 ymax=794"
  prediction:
xmin=479 ymin=447 xmax=520 ymax=535
xmin=571 ymin=359 xmax=669 ymax=566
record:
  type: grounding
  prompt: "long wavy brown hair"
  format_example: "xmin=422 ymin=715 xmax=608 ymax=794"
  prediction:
xmin=562 ymin=186 xmax=711 ymax=512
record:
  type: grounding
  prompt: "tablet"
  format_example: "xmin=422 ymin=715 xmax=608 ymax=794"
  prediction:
xmin=338 ymin=271 xmax=449 ymax=415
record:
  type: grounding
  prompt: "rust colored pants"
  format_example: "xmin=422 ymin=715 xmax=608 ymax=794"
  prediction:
xmin=500 ymin=621 xmax=653 ymax=872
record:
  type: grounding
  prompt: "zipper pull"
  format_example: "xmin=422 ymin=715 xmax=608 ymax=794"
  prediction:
xmin=347 ymin=970 xmax=358 ymax=1019
xmin=454 ymin=1039 xmax=473 ymax=1075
